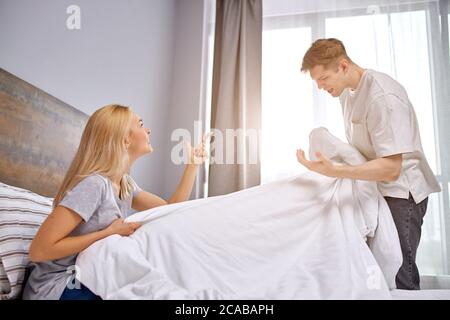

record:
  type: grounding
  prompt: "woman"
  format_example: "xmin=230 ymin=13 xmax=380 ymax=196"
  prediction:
xmin=22 ymin=104 xmax=208 ymax=300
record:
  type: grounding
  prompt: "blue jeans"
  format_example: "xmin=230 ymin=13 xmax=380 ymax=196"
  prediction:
xmin=385 ymin=193 xmax=428 ymax=290
xmin=59 ymin=283 xmax=102 ymax=300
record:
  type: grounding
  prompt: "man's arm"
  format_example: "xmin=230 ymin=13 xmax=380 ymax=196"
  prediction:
xmin=296 ymin=149 xmax=402 ymax=182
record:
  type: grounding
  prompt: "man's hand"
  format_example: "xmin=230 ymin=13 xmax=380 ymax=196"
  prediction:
xmin=296 ymin=149 xmax=338 ymax=178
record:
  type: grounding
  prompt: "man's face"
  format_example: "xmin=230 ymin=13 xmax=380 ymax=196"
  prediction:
xmin=309 ymin=63 xmax=346 ymax=97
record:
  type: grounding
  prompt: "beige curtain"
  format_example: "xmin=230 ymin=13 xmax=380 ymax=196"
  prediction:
xmin=208 ymin=0 xmax=263 ymax=197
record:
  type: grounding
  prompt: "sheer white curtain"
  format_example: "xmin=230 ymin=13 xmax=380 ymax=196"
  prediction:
xmin=261 ymin=0 xmax=450 ymax=278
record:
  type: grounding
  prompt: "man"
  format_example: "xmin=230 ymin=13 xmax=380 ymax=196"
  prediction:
xmin=297 ymin=38 xmax=441 ymax=290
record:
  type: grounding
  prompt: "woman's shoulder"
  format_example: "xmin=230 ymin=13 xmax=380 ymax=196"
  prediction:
xmin=71 ymin=174 xmax=110 ymax=194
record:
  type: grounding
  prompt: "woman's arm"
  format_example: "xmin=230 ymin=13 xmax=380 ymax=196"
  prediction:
xmin=132 ymin=191 xmax=167 ymax=211
xmin=167 ymin=163 xmax=199 ymax=203
xmin=29 ymin=206 xmax=140 ymax=263
xmin=167 ymin=137 xmax=210 ymax=203
xmin=131 ymin=134 xmax=211 ymax=211
xmin=131 ymin=163 xmax=199 ymax=211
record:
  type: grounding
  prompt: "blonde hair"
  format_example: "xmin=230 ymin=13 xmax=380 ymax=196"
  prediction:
xmin=301 ymin=38 xmax=352 ymax=72
xmin=53 ymin=104 xmax=135 ymax=208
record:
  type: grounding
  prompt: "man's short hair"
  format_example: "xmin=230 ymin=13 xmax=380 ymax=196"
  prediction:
xmin=301 ymin=38 xmax=352 ymax=72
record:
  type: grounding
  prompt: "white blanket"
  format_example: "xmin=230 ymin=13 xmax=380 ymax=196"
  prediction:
xmin=76 ymin=128 xmax=402 ymax=299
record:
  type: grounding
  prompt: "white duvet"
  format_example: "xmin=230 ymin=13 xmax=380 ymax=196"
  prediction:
xmin=76 ymin=128 xmax=402 ymax=299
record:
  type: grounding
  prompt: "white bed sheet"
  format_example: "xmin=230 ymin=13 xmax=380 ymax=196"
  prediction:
xmin=75 ymin=128 xmax=407 ymax=299
xmin=76 ymin=172 xmax=400 ymax=299
xmin=391 ymin=289 xmax=450 ymax=300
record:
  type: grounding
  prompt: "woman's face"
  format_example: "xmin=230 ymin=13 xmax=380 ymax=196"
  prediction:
xmin=127 ymin=114 xmax=153 ymax=158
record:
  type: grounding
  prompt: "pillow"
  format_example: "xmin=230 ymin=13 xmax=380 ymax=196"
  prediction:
xmin=0 ymin=259 xmax=11 ymax=294
xmin=0 ymin=182 xmax=52 ymax=300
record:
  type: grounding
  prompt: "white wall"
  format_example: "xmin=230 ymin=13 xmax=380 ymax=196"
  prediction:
xmin=162 ymin=0 xmax=207 ymax=199
xmin=0 ymin=0 xmax=177 ymax=195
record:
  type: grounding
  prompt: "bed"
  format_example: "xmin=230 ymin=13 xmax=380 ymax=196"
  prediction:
xmin=1 ymin=67 xmax=449 ymax=300
xmin=0 ymin=67 xmax=87 ymax=299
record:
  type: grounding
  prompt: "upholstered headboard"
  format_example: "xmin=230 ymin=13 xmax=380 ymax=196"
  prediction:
xmin=0 ymin=68 xmax=88 ymax=197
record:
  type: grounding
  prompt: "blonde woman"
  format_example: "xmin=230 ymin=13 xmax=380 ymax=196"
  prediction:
xmin=23 ymin=104 xmax=208 ymax=300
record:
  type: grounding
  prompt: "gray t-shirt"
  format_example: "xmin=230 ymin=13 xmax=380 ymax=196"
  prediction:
xmin=22 ymin=174 xmax=142 ymax=300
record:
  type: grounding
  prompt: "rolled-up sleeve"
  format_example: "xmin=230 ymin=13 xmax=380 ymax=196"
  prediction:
xmin=59 ymin=175 xmax=106 ymax=222
xmin=129 ymin=176 xmax=143 ymax=198
xmin=367 ymin=94 xmax=415 ymax=158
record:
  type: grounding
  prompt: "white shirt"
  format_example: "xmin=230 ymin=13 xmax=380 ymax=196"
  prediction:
xmin=339 ymin=69 xmax=441 ymax=203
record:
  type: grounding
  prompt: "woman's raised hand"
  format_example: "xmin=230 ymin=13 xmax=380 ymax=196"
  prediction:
xmin=186 ymin=132 xmax=213 ymax=165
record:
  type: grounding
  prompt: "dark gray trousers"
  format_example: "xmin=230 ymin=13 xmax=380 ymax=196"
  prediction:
xmin=384 ymin=193 xmax=428 ymax=290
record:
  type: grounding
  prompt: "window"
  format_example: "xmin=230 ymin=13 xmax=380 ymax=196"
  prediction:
xmin=261 ymin=27 xmax=312 ymax=183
